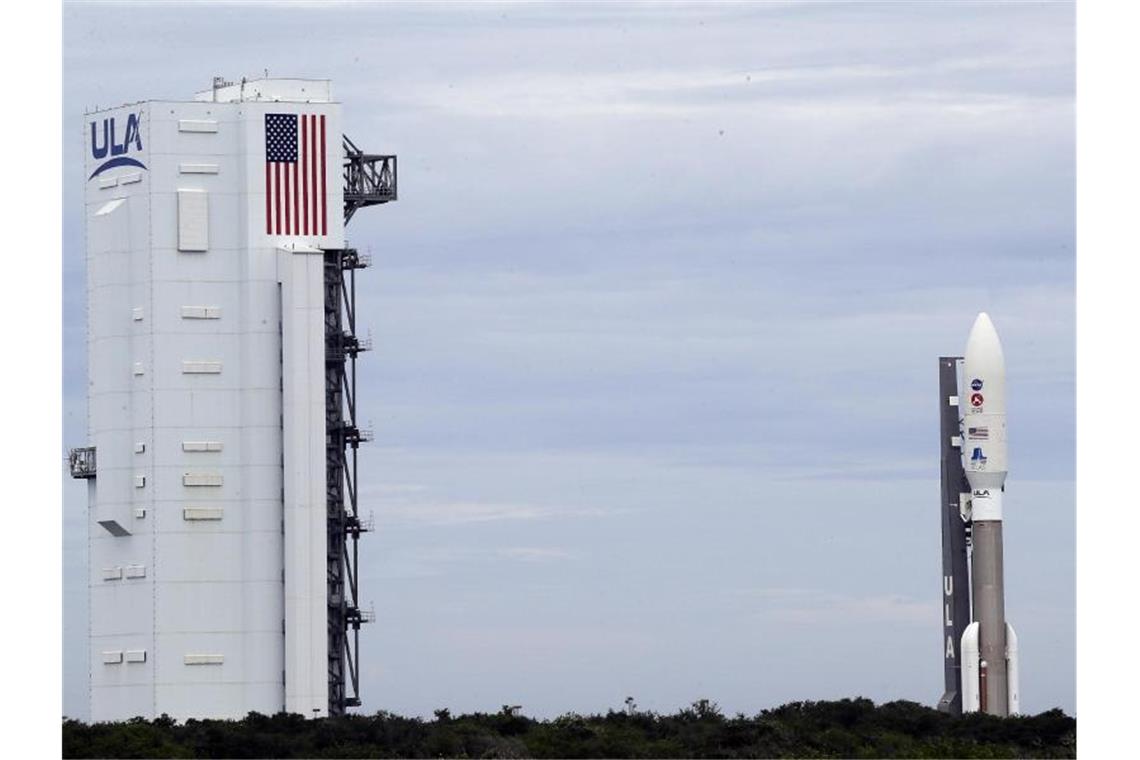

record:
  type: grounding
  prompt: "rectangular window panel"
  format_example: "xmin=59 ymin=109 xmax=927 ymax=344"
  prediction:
xmin=182 ymin=441 xmax=223 ymax=452
xmin=178 ymin=119 xmax=218 ymax=133
xmin=183 ymin=507 xmax=224 ymax=521
xmin=179 ymin=163 xmax=219 ymax=174
xmin=183 ymin=473 xmax=223 ymax=487
xmin=181 ymin=361 xmax=222 ymax=374
xmin=180 ymin=306 xmax=221 ymax=320
xmin=177 ymin=190 xmax=208 ymax=252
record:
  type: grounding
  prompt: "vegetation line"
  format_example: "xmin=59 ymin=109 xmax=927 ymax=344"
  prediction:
xmin=63 ymin=697 xmax=1076 ymax=758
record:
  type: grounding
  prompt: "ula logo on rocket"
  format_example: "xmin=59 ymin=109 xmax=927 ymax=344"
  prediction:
xmin=88 ymin=112 xmax=147 ymax=180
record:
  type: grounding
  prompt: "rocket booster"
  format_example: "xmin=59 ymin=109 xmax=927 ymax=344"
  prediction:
xmin=959 ymin=312 xmax=1019 ymax=716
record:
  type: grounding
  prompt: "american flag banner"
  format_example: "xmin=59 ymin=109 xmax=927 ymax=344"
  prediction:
xmin=265 ymin=113 xmax=327 ymax=236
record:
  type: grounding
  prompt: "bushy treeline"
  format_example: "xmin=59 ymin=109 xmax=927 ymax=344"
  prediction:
xmin=62 ymin=698 xmax=1076 ymax=758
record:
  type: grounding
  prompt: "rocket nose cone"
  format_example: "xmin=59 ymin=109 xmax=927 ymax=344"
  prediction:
xmin=970 ymin=312 xmax=995 ymax=338
xmin=966 ymin=312 xmax=1004 ymax=366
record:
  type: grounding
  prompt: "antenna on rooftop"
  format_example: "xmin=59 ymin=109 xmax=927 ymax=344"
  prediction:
xmin=211 ymin=76 xmax=233 ymax=102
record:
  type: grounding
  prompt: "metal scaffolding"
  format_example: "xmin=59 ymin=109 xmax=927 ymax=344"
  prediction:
xmin=937 ymin=356 xmax=973 ymax=716
xmin=324 ymin=247 xmax=374 ymax=715
xmin=324 ymin=129 xmax=397 ymax=715
xmin=69 ymin=446 xmax=97 ymax=479
xmin=343 ymin=134 xmax=397 ymax=225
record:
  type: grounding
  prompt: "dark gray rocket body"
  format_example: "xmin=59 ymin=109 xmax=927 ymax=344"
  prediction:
xmin=971 ymin=520 xmax=1008 ymax=715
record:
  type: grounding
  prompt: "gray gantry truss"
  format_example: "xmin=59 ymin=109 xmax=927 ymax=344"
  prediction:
xmin=937 ymin=356 xmax=972 ymax=717
xmin=343 ymin=135 xmax=397 ymax=224
xmin=325 ymin=134 xmax=397 ymax=717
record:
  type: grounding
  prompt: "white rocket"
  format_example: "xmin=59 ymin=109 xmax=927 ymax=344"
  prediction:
xmin=959 ymin=312 xmax=1020 ymax=716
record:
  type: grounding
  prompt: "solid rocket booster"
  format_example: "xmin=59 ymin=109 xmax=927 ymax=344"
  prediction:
xmin=960 ymin=312 xmax=1020 ymax=716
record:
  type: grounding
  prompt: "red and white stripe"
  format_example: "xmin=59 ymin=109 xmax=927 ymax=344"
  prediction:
xmin=266 ymin=113 xmax=327 ymax=236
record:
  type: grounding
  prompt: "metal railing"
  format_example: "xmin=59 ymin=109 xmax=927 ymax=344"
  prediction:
xmin=343 ymin=135 xmax=397 ymax=224
xmin=69 ymin=447 xmax=96 ymax=479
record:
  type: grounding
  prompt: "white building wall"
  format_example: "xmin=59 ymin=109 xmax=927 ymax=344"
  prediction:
xmin=279 ymin=245 xmax=331 ymax=717
xmin=85 ymin=80 xmax=343 ymax=721
xmin=87 ymin=103 xmax=156 ymax=721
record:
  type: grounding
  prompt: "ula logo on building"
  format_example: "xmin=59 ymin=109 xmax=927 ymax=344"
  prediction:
xmin=89 ymin=112 xmax=147 ymax=179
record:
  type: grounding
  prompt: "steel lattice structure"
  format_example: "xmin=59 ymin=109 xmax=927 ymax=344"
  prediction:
xmin=325 ymin=139 xmax=396 ymax=715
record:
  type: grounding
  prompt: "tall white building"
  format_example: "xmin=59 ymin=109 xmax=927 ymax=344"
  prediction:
xmin=72 ymin=77 xmax=395 ymax=721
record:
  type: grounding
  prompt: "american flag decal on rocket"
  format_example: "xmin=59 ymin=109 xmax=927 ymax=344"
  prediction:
xmin=265 ymin=113 xmax=327 ymax=236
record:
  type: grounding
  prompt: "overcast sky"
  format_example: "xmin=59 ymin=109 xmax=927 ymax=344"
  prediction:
xmin=62 ymin=1 xmax=1074 ymax=720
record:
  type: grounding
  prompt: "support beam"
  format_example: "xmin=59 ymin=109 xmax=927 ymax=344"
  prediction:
xmin=937 ymin=356 xmax=972 ymax=716
xmin=324 ymin=248 xmax=373 ymax=715
xmin=343 ymin=135 xmax=396 ymax=224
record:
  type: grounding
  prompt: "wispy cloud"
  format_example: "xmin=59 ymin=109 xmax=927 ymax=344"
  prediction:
xmin=388 ymin=41 xmax=1071 ymax=120
xmin=375 ymin=544 xmax=573 ymax=581
xmin=731 ymin=588 xmax=939 ymax=627
xmin=368 ymin=483 xmax=428 ymax=494
xmin=497 ymin=547 xmax=574 ymax=562
xmin=379 ymin=500 xmax=607 ymax=526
